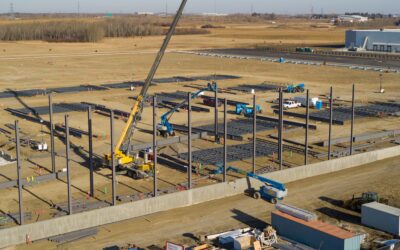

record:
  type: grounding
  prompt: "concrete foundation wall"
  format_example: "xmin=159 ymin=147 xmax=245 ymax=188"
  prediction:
xmin=1 ymin=145 xmax=400 ymax=248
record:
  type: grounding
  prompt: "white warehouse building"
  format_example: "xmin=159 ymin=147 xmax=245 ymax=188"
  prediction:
xmin=345 ymin=29 xmax=400 ymax=52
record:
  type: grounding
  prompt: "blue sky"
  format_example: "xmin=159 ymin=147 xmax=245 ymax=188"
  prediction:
xmin=0 ymin=0 xmax=399 ymax=15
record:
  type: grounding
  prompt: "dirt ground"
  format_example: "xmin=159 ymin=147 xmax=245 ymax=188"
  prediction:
xmin=12 ymin=155 xmax=400 ymax=250
xmin=0 ymin=19 xmax=399 ymax=247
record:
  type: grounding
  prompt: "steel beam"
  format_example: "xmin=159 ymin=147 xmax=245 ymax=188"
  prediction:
xmin=350 ymin=84 xmax=355 ymax=155
xmin=88 ymin=106 xmax=94 ymax=197
xmin=328 ymin=87 xmax=333 ymax=160
xmin=110 ymin=111 xmax=116 ymax=206
xmin=187 ymin=93 xmax=192 ymax=189
xmin=305 ymin=89 xmax=310 ymax=165
xmin=279 ymin=89 xmax=284 ymax=170
xmin=15 ymin=120 xmax=23 ymax=225
xmin=153 ymin=95 xmax=158 ymax=197
xmin=49 ymin=94 xmax=56 ymax=173
xmin=252 ymin=95 xmax=256 ymax=174
xmin=65 ymin=115 xmax=72 ymax=215
xmin=214 ymin=86 xmax=219 ymax=142
xmin=223 ymin=98 xmax=227 ymax=182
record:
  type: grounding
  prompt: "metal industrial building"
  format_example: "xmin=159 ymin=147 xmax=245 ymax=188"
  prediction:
xmin=272 ymin=210 xmax=363 ymax=250
xmin=345 ymin=29 xmax=400 ymax=52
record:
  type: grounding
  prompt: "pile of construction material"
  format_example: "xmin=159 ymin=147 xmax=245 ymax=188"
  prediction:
xmin=204 ymin=227 xmax=277 ymax=250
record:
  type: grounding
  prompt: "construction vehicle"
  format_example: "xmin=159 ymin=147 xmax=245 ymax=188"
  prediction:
xmin=157 ymin=82 xmax=218 ymax=137
xmin=32 ymin=141 xmax=48 ymax=151
xmin=104 ymin=0 xmax=188 ymax=179
xmin=284 ymin=83 xmax=305 ymax=93
xmin=235 ymin=104 xmax=263 ymax=116
xmin=283 ymin=100 xmax=301 ymax=109
xmin=295 ymin=47 xmax=314 ymax=53
xmin=203 ymin=97 xmax=222 ymax=107
xmin=343 ymin=192 xmax=389 ymax=212
xmin=212 ymin=165 xmax=288 ymax=204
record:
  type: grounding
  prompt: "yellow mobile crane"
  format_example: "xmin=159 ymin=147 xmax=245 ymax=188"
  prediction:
xmin=104 ymin=0 xmax=188 ymax=179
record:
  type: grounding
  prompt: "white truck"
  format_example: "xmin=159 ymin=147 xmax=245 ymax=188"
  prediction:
xmin=283 ymin=100 xmax=301 ymax=109
xmin=294 ymin=96 xmax=319 ymax=107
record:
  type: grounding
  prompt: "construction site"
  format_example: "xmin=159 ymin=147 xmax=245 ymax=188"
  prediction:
xmin=0 ymin=1 xmax=400 ymax=250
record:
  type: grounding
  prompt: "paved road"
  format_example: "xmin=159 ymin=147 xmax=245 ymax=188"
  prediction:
xmin=205 ymin=48 xmax=400 ymax=70
xmin=17 ymin=156 xmax=400 ymax=250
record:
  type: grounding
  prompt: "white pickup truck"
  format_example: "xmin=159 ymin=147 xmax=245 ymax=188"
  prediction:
xmin=283 ymin=100 xmax=301 ymax=109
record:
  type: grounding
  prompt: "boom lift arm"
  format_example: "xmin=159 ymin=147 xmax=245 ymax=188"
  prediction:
xmin=212 ymin=165 xmax=288 ymax=203
xmin=157 ymin=82 xmax=218 ymax=137
xmin=105 ymin=0 xmax=188 ymax=166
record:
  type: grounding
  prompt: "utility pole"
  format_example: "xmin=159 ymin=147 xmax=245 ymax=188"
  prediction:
xmin=9 ymin=3 xmax=15 ymax=19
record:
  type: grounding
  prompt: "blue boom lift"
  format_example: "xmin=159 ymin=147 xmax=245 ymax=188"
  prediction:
xmin=235 ymin=104 xmax=263 ymax=116
xmin=285 ymin=83 xmax=305 ymax=93
xmin=157 ymin=82 xmax=218 ymax=137
xmin=212 ymin=165 xmax=288 ymax=204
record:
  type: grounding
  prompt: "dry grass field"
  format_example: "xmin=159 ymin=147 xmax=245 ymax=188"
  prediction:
xmin=0 ymin=16 xmax=399 ymax=249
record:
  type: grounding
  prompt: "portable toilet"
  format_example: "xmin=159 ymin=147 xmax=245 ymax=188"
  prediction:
xmin=316 ymin=100 xmax=323 ymax=110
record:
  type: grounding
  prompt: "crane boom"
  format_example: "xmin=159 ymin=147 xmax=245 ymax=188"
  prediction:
xmin=113 ymin=0 xmax=188 ymax=156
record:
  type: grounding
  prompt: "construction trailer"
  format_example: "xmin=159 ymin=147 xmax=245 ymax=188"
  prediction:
xmin=362 ymin=202 xmax=400 ymax=236
xmin=272 ymin=210 xmax=363 ymax=250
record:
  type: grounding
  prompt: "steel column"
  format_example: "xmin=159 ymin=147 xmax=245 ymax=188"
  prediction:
xmin=88 ymin=106 xmax=94 ymax=197
xmin=153 ymin=95 xmax=158 ymax=197
xmin=65 ymin=115 xmax=72 ymax=215
xmin=15 ymin=120 xmax=23 ymax=225
xmin=187 ymin=93 xmax=192 ymax=189
xmin=110 ymin=111 xmax=116 ymax=206
xmin=48 ymin=94 xmax=56 ymax=173
xmin=279 ymin=89 xmax=284 ymax=170
xmin=214 ymin=86 xmax=219 ymax=142
xmin=252 ymin=95 xmax=256 ymax=174
xmin=223 ymin=98 xmax=227 ymax=182
xmin=350 ymin=84 xmax=355 ymax=155
xmin=328 ymin=87 xmax=333 ymax=160
xmin=305 ymin=89 xmax=310 ymax=165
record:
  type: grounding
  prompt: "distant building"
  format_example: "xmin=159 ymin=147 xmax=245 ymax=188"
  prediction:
xmin=137 ymin=12 xmax=154 ymax=15
xmin=345 ymin=29 xmax=400 ymax=52
xmin=337 ymin=15 xmax=368 ymax=23
xmin=201 ymin=13 xmax=228 ymax=17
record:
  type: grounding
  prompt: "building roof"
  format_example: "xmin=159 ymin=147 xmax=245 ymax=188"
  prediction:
xmin=273 ymin=210 xmax=356 ymax=239
xmin=362 ymin=202 xmax=400 ymax=216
